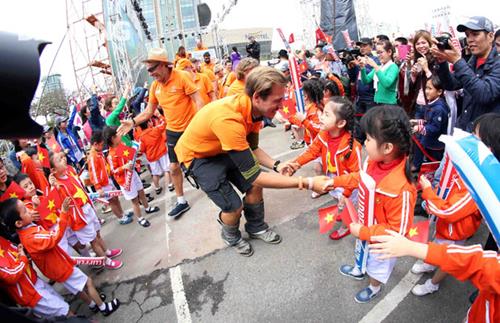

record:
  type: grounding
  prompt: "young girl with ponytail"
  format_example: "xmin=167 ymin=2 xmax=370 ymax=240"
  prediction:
xmin=287 ymin=96 xmax=362 ymax=239
xmin=327 ymin=105 xmax=416 ymax=303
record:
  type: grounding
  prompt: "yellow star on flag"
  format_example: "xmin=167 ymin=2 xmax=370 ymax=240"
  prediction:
xmin=47 ymin=199 xmax=55 ymax=210
xmin=38 ymin=152 xmax=45 ymax=162
xmin=9 ymin=192 xmax=18 ymax=199
xmin=0 ymin=248 xmax=4 ymax=258
xmin=25 ymin=265 xmax=32 ymax=279
xmin=73 ymin=186 xmax=88 ymax=204
xmin=123 ymin=149 xmax=130 ymax=157
xmin=46 ymin=212 xmax=58 ymax=224
xmin=408 ymin=227 xmax=418 ymax=238
xmin=283 ymin=107 xmax=289 ymax=114
xmin=325 ymin=212 xmax=334 ymax=223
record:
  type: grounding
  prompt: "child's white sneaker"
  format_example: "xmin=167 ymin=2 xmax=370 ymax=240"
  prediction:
xmin=411 ymin=261 xmax=436 ymax=274
xmin=412 ymin=279 xmax=439 ymax=296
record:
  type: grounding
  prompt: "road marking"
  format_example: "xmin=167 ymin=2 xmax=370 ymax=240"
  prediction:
xmin=170 ymin=265 xmax=192 ymax=323
xmin=359 ymin=266 xmax=422 ymax=323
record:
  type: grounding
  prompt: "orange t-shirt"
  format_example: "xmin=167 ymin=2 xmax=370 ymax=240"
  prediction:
xmin=148 ymin=69 xmax=198 ymax=132
xmin=175 ymin=94 xmax=262 ymax=167
xmin=202 ymin=67 xmax=216 ymax=82
xmin=139 ymin=122 xmax=168 ymax=162
xmin=226 ymin=79 xmax=245 ymax=96
xmin=194 ymin=72 xmax=214 ymax=106
xmin=202 ymin=61 xmax=215 ymax=72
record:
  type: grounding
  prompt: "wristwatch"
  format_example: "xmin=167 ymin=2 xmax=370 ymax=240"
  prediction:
xmin=272 ymin=160 xmax=281 ymax=173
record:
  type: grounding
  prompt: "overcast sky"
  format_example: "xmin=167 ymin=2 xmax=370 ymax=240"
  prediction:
xmin=1 ymin=0 xmax=499 ymax=93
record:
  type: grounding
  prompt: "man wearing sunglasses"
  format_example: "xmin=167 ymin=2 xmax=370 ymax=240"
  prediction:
xmin=118 ymin=48 xmax=204 ymax=219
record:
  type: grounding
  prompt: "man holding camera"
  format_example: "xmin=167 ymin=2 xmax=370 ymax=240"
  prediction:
xmin=347 ymin=37 xmax=380 ymax=143
xmin=432 ymin=16 xmax=500 ymax=131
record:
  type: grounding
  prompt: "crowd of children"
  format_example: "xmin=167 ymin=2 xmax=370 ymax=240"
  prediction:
xmin=1 ymin=20 xmax=499 ymax=322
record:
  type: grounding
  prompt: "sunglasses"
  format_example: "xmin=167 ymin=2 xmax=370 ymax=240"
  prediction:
xmin=147 ymin=62 xmax=161 ymax=73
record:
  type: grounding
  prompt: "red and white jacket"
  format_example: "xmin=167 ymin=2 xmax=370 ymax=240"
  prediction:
xmin=425 ymin=243 xmax=500 ymax=323
xmin=0 ymin=237 xmax=41 ymax=308
xmin=17 ymin=211 xmax=76 ymax=283
xmin=422 ymin=156 xmax=482 ymax=241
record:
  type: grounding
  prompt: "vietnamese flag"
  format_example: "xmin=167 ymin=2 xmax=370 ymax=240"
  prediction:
xmin=318 ymin=205 xmax=338 ymax=234
xmin=288 ymin=33 xmax=295 ymax=44
xmin=37 ymin=188 xmax=63 ymax=229
xmin=340 ymin=198 xmax=359 ymax=227
xmin=116 ymin=143 xmax=136 ymax=161
xmin=416 ymin=161 xmax=440 ymax=191
xmin=280 ymin=88 xmax=296 ymax=119
xmin=407 ymin=220 xmax=430 ymax=243
xmin=0 ymin=181 xmax=26 ymax=202
xmin=37 ymin=144 xmax=51 ymax=169
xmin=46 ymin=136 xmax=61 ymax=153
xmin=297 ymin=60 xmax=308 ymax=74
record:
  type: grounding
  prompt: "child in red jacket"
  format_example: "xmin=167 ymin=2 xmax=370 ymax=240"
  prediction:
xmin=0 ymin=198 xmax=120 ymax=316
xmin=137 ymin=116 xmax=173 ymax=195
xmin=0 ymin=236 xmax=70 ymax=318
xmin=410 ymin=155 xmax=482 ymax=296
xmin=370 ymin=231 xmax=499 ymax=323
xmin=288 ymin=97 xmax=362 ymax=240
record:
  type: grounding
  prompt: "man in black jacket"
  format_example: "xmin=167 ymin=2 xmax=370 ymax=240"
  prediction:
xmin=246 ymin=36 xmax=260 ymax=61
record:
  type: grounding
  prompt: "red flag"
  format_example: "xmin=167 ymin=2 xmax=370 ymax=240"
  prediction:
xmin=416 ymin=161 xmax=440 ymax=191
xmin=318 ymin=205 xmax=338 ymax=234
xmin=315 ymin=27 xmax=327 ymax=44
xmin=46 ymin=136 xmax=61 ymax=153
xmin=115 ymin=143 xmax=136 ymax=161
xmin=325 ymin=34 xmax=333 ymax=44
xmin=37 ymin=188 xmax=63 ymax=229
xmin=297 ymin=60 xmax=308 ymax=74
xmin=288 ymin=33 xmax=295 ymax=44
xmin=37 ymin=144 xmax=50 ymax=169
xmin=407 ymin=220 xmax=430 ymax=243
xmin=340 ymin=198 xmax=358 ymax=227
xmin=0 ymin=181 xmax=26 ymax=202
xmin=280 ymin=88 xmax=296 ymax=119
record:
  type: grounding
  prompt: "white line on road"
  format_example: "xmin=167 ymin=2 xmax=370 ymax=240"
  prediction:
xmin=170 ymin=265 xmax=192 ymax=323
xmin=359 ymin=265 xmax=422 ymax=323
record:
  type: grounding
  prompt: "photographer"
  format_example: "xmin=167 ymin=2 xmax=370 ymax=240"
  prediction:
xmin=347 ymin=37 xmax=380 ymax=142
xmin=432 ymin=16 xmax=500 ymax=131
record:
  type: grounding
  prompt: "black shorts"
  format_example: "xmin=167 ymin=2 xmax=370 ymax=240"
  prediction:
xmin=190 ymin=154 xmax=253 ymax=212
xmin=166 ymin=130 xmax=183 ymax=163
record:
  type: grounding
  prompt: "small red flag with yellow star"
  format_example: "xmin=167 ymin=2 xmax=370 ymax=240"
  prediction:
xmin=318 ymin=205 xmax=338 ymax=234
xmin=115 ymin=143 xmax=136 ymax=161
xmin=37 ymin=188 xmax=63 ymax=229
xmin=0 ymin=181 xmax=26 ymax=202
xmin=407 ymin=220 xmax=430 ymax=243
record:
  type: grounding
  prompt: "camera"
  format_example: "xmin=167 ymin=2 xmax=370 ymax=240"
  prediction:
xmin=338 ymin=48 xmax=363 ymax=65
xmin=435 ymin=36 xmax=452 ymax=50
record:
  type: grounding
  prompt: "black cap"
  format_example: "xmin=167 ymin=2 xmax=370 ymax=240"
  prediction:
xmin=203 ymin=51 xmax=210 ymax=57
xmin=356 ymin=37 xmax=372 ymax=46
xmin=457 ymin=16 xmax=494 ymax=33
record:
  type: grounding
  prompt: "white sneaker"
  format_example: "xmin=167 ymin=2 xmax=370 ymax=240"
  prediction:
xmin=411 ymin=261 xmax=436 ymax=274
xmin=412 ymin=279 xmax=439 ymax=296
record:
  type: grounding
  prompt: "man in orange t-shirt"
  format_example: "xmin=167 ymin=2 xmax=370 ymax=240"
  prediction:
xmin=177 ymin=58 xmax=215 ymax=106
xmin=226 ymin=57 xmax=259 ymax=97
xmin=118 ymin=48 xmax=203 ymax=219
xmin=175 ymin=66 xmax=331 ymax=256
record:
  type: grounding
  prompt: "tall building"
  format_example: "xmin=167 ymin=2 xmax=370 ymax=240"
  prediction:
xmin=42 ymin=74 xmax=64 ymax=93
xmin=102 ymin=0 xmax=204 ymax=90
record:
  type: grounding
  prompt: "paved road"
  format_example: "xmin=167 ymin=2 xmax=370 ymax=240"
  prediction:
xmin=64 ymin=125 xmax=483 ymax=323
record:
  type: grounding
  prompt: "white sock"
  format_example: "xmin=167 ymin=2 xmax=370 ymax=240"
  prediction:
xmin=177 ymin=196 xmax=187 ymax=204
xmin=369 ymin=284 xmax=381 ymax=294
xmin=105 ymin=249 xmax=112 ymax=256
xmin=89 ymin=300 xmax=96 ymax=308
xmin=79 ymin=247 xmax=91 ymax=257
xmin=98 ymin=302 xmax=106 ymax=311
xmin=105 ymin=257 xmax=112 ymax=265
xmin=138 ymin=217 xmax=144 ymax=221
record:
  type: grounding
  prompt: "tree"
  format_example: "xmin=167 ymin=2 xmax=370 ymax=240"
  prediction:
xmin=32 ymin=88 xmax=69 ymax=124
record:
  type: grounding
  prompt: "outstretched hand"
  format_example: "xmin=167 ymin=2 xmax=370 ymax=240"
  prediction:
xmin=278 ymin=160 xmax=300 ymax=176
xmin=117 ymin=119 xmax=134 ymax=137
xmin=370 ymin=230 xmax=414 ymax=260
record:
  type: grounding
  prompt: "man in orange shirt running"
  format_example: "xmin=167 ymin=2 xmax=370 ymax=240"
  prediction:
xmin=175 ymin=66 xmax=331 ymax=256
xmin=118 ymin=48 xmax=203 ymax=219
